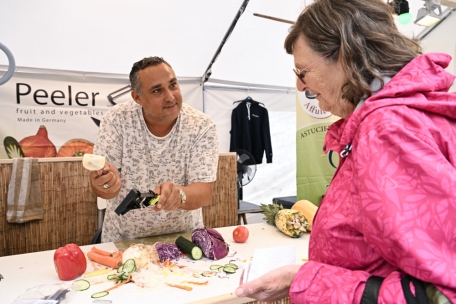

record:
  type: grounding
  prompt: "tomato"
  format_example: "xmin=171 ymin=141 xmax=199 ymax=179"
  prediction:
xmin=233 ymin=226 xmax=249 ymax=243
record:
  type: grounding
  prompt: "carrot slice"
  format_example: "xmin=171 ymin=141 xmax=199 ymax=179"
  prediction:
xmin=87 ymin=251 xmax=122 ymax=269
xmin=166 ymin=283 xmax=193 ymax=291
xmin=181 ymin=281 xmax=208 ymax=285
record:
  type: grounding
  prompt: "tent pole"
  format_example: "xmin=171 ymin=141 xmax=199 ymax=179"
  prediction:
xmin=253 ymin=13 xmax=294 ymax=25
xmin=200 ymin=0 xmax=250 ymax=83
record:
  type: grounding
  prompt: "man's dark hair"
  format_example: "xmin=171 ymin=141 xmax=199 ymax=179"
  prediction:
xmin=129 ymin=57 xmax=172 ymax=94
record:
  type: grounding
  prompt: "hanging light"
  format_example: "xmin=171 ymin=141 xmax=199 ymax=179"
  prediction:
xmin=389 ymin=0 xmax=412 ymax=24
xmin=414 ymin=0 xmax=443 ymax=26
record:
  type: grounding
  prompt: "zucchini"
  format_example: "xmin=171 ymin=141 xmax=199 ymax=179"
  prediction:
xmin=201 ymin=271 xmax=217 ymax=277
xmin=91 ymin=291 xmax=109 ymax=298
xmin=3 ymin=136 xmax=24 ymax=159
xmin=146 ymin=195 xmax=160 ymax=206
xmin=223 ymin=266 xmax=237 ymax=274
xmin=209 ymin=265 xmax=223 ymax=271
xmin=122 ymin=259 xmax=136 ymax=273
xmin=72 ymin=279 xmax=90 ymax=291
xmin=175 ymin=236 xmax=203 ymax=260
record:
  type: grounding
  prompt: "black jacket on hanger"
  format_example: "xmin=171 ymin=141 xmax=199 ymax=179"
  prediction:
xmin=230 ymin=98 xmax=273 ymax=164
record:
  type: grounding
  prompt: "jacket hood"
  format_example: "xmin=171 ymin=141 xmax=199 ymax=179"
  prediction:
xmin=329 ymin=53 xmax=456 ymax=149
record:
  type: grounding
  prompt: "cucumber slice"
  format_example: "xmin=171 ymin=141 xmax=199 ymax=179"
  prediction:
xmin=175 ymin=236 xmax=203 ymax=260
xmin=91 ymin=291 xmax=109 ymax=298
xmin=201 ymin=271 xmax=217 ymax=277
xmin=117 ymin=265 xmax=124 ymax=273
xmin=107 ymin=274 xmax=117 ymax=280
xmin=122 ymin=259 xmax=136 ymax=273
xmin=223 ymin=266 xmax=237 ymax=274
xmin=210 ymin=265 xmax=223 ymax=271
xmin=225 ymin=263 xmax=238 ymax=269
xmin=72 ymin=279 xmax=90 ymax=291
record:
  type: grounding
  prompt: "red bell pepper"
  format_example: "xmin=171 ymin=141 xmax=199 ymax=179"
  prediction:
xmin=54 ymin=243 xmax=87 ymax=280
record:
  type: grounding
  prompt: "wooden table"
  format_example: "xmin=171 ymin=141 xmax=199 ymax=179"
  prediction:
xmin=0 ymin=223 xmax=309 ymax=304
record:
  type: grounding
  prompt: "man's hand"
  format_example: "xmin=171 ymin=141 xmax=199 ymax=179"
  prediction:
xmin=89 ymin=162 xmax=122 ymax=199
xmin=235 ymin=264 xmax=301 ymax=302
xmin=152 ymin=182 xmax=182 ymax=211
xmin=152 ymin=181 xmax=214 ymax=211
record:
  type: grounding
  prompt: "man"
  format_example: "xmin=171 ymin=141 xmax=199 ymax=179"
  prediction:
xmin=89 ymin=56 xmax=219 ymax=243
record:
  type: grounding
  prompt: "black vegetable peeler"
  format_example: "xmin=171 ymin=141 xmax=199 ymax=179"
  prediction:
xmin=115 ymin=189 xmax=159 ymax=215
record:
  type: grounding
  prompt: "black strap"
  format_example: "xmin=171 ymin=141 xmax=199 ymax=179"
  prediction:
xmin=361 ymin=275 xmax=385 ymax=304
xmin=401 ymin=274 xmax=430 ymax=304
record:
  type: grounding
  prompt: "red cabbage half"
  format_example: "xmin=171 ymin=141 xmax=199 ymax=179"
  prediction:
xmin=192 ymin=227 xmax=229 ymax=260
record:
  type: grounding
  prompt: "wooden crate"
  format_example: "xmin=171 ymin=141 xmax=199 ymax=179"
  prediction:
xmin=0 ymin=153 xmax=237 ymax=257
xmin=0 ymin=160 xmax=97 ymax=256
xmin=203 ymin=152 xmax=238 ymax=228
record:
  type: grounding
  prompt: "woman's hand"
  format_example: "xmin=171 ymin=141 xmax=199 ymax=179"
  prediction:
xmin=235 ymin=264 xmax=301 ymax=302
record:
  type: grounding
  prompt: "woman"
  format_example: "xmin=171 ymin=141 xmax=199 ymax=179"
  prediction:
xmin=235 ymin=0 xmax=456 ymax=303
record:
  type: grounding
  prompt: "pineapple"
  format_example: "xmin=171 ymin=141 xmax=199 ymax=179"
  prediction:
xmin=260 ymin=201 xmax=308 ymax=238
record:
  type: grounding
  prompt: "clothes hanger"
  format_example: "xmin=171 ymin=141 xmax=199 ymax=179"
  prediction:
xmin=233 ymin=96 xmax=265 ymax=107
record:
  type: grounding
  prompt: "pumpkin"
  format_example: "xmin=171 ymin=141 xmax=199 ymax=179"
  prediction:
xmin=19 ymin=125 xmax=57 ymax=158
xmin=291 ymin=200 xmax=318 ymax=231
xmin=57 ymin=138 xmax=94 ymax=157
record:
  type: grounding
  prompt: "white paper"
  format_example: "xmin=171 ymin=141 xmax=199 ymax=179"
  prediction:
xmin=243 ymin=245 xmax=296 ymax=283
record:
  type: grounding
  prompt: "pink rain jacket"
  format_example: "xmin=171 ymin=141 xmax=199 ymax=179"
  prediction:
xmin=290 ymin=53 xmax=456 ymax=303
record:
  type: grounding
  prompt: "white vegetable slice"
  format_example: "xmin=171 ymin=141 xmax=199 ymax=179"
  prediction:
xmin=82 ymin=153 xmax=106 ymax=171
xmin=72 ymin=279 xmax=91 ymax=291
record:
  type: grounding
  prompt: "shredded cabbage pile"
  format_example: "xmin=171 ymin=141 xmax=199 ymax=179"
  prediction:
xmin=154 ymin=242 xmax=182 ymax=263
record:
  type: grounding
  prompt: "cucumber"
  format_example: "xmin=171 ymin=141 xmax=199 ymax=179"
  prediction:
xmin=175 ymin=236 xmax=203 ymax=260
xmin=209 ymin=265 xmax=223 ymax=271
xmin=107 ymin=274 xmax=117 ymax=280
xmin=117 ymin=265 xmax=124 ymax=273
xmin=72 ymin=279 xmax=90 ymax=291
xmin=122 ymin=259 xmax=136 ymax=273
xmin=202 ymin=271 xmax=217 ymax=277
xmin=91 ymin=291 xmax=109 ymax=298
xmin=223 ymin=266 xmax=237 ymax=274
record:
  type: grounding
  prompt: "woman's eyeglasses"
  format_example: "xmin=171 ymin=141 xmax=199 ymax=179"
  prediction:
xmin=293 ymin=53 xmax=332 ymax=84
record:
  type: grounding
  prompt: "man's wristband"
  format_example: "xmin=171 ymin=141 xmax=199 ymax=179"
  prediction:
xmin=179 ymin=188 xmax=187 ymax=204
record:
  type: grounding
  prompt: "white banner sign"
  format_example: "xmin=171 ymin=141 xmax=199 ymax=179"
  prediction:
xmin=0 ymin=67 xmax=202 ymax=159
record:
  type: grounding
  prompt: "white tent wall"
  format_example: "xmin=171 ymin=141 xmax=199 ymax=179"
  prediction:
xmin=203 ymin=84 xmax=296 ymax=206
xmin=419 ymin=10 xmax=456 ymax=92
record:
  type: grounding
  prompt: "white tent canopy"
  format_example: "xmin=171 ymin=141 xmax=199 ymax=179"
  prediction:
xmin=0 ymin=0 xmax=440 ymax=87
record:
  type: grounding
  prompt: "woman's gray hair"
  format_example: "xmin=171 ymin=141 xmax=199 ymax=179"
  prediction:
xmin=285 ymin=0 xmax=421 ymax=105
xmin=129 ymin=57 xmax=172 ymax=95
